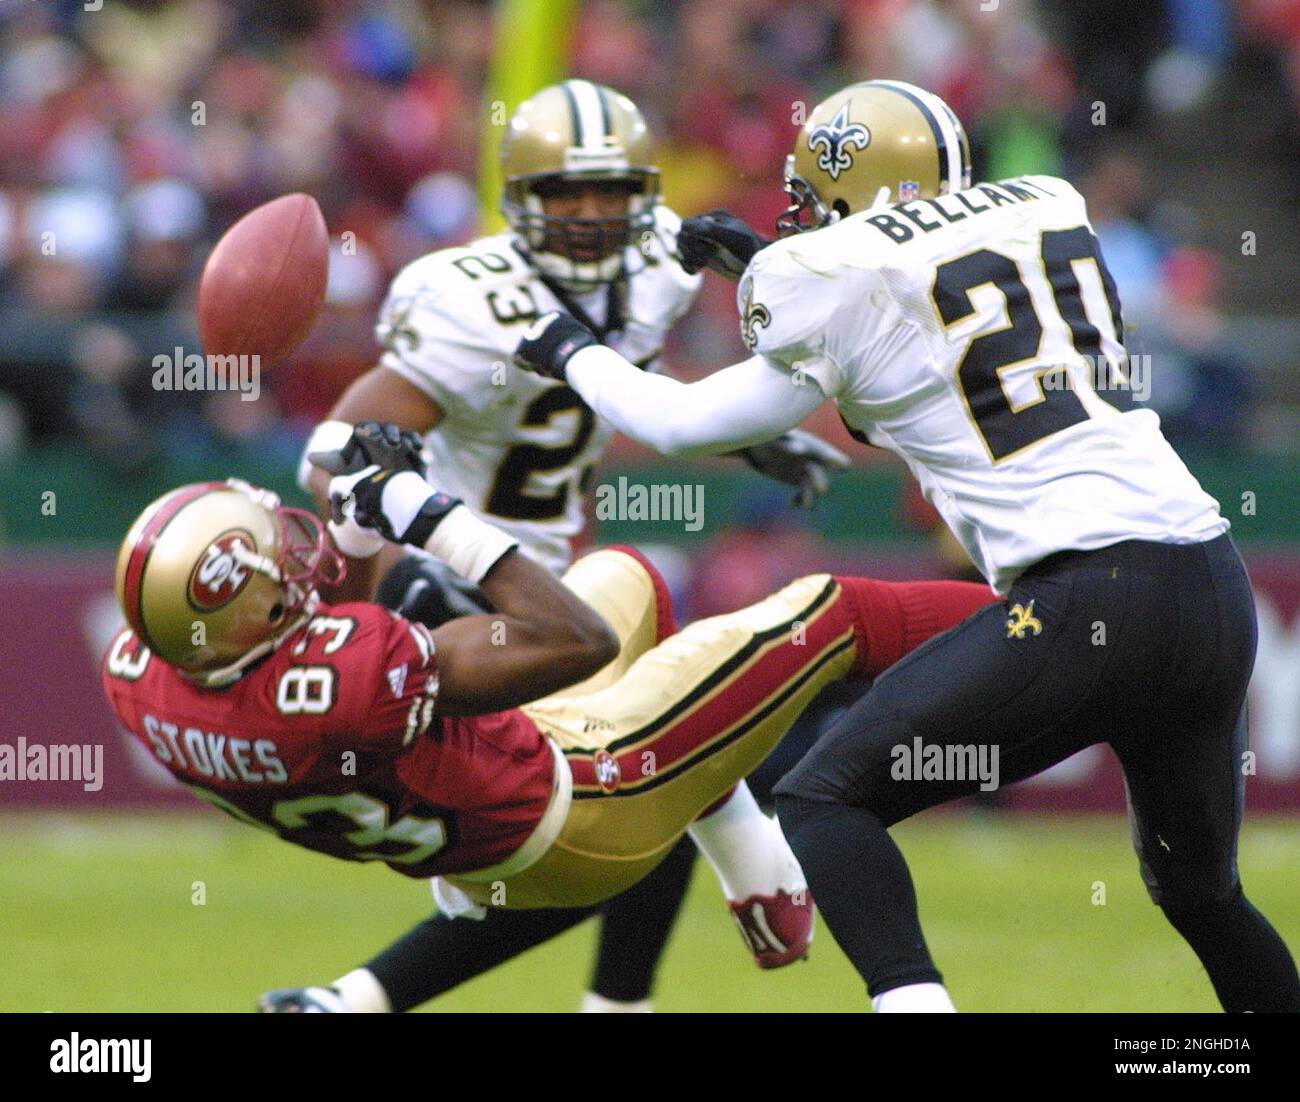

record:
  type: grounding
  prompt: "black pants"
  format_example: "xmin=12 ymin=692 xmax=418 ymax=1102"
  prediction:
xmin=776 ymin=535 xmax=1300 ymax=1010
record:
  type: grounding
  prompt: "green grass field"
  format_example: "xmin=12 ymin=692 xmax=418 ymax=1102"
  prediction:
xmin=4 ymin=811 xmax=1298 ymax=1012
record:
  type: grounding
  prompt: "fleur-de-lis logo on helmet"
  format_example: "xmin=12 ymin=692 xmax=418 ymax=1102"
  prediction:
xmin=808 ymin=102 xmax=871 ymax=182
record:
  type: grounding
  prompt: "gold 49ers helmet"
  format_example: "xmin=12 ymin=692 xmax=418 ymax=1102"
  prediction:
xmin=501 ymin=79 xmax=660 ymax=291
xmin=779 ymin=80 xmax=972 ymax=234
xmin=115 ymin=480 xmax=344 ymax=686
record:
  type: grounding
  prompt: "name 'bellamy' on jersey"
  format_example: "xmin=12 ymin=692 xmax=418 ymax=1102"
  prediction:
xmin=738 ymin=175 xmax=1226 ymax=593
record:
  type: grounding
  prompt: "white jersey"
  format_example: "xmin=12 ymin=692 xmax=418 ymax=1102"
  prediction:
xmin=378 ymin=206 xmax=701 ymax=571
xmin=739 ymin=175 xmax=1227 ymax=594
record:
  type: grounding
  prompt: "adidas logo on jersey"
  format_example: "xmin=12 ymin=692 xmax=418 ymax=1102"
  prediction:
xmin=387 ymin=663 xmax=408 ymax=698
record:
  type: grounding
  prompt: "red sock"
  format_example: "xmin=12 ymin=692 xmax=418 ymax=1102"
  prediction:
xmin=832 ymin=577 xmax=998 ymax=677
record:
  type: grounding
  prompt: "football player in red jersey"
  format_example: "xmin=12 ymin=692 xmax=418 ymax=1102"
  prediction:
xmin=103 ymin=437 xmax=995 ymax=1007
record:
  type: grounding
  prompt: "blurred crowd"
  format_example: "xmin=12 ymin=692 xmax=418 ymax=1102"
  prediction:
xmin=0 ymin=0 xmax=1298 ymax=475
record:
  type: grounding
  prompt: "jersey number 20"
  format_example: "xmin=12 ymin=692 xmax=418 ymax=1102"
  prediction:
xmin=932 ymin=226 xmax=1128 ymax=462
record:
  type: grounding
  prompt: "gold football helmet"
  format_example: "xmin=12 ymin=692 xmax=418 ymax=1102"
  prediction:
xmin=115 ymin=480 xmax=344 ymax=686
xmin=501 ymin=79 xmax=660 ymax=291
xmin=779 ymin=80 xmax=972 ymax=234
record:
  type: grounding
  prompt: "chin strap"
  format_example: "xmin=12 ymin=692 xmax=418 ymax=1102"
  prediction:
xmin=867 ymin=185 xmax=893 ymax=211
xmin=228 ymin=537 xmax=283 ymax=584
xmin=512 ymin=240 xmax=625 ymax=340
xmin=538 ymin=270 xmax=624 ymax=342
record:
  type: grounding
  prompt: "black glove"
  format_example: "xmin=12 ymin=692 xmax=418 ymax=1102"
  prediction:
xmin=735 ymin=429 xmax=851 ymax=510
xmin=325 ymin=465 xmax=463 ymax=548
xmin=513 ymin=311 xmax=599 ymax=381
xmin=309 ymin=420 xmax=426 ymax=478
xmin=678 ymin=210 xmax=772 ymax=280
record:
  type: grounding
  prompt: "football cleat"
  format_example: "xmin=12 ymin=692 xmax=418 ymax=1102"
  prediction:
xmin=728 ymin=888 xmax=816 ymax=970
xmin=257 ymin=986 xmax=351 ymax=1013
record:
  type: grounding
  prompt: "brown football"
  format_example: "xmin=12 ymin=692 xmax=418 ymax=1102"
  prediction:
xmin=197 ymin=193 xmax=329 ymax=370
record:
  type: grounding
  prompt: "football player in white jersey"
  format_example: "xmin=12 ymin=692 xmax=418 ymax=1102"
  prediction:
xmin=272 ymin=81 xmax=846 ymax=1015
xmin=513 ymin=80 xmax=1300 ymax=1012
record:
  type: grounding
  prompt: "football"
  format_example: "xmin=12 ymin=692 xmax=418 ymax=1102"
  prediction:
xmin=197 ymin=192 xmax=329 ymax=370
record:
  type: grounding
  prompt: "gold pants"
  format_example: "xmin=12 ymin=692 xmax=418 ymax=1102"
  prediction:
xmin=444 ymin=548 xmax=860 ymax=909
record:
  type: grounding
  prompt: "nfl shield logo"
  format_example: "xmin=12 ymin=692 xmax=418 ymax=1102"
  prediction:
xmin=899 ymin=181 xmax=920 ymax=202
xmin=594 ymin=750 xmax=621 ymax=793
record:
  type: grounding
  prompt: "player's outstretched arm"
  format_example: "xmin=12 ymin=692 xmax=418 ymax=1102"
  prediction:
xmin=514 ymin=312 xmax=825 ymax=457
xmin=431 ymin=550 xmax=619 ymax=715
xmin=316 ymin=455 xmax=618 ymax=715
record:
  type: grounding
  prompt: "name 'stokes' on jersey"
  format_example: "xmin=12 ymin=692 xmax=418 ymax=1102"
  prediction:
xmin=102 ymin=603 xmax=556 ymax=878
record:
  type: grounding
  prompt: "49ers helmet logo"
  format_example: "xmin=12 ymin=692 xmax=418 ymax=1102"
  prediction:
xmin=189 ymin=530 xmax=256 ymax=611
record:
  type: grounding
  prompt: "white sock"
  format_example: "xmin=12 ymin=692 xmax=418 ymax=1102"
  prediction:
xmin=872 ymin=983 xmax=956 ymax=1013
xmin=332 ymin=968 xmax=392 ymax=1013
xmin=687 ymin=782 xmax=804 ymax=901
xmin=580 ymin=992 xmax=653 ymax=1013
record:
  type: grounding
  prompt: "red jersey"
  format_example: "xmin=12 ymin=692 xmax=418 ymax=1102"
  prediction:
xmin=102 ymin=602 xmax=555 ymax=878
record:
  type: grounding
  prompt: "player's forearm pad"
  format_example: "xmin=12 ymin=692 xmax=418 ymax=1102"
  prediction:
xmin=422 ymin=504 xmax=520 ymax=585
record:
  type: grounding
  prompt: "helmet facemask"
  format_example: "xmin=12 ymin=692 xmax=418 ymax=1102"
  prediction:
xmin=505 ymin=172 xmax=659 ymax=294
xmin=194 ymin=487 xmax=346 ymax=687
xmin=220 ymin=480 xmax=346 ymax=623
xmin=273 ymin=501 xmax=346 ymax=616
xmin=777 ymin=157 xmax=839 ymax=236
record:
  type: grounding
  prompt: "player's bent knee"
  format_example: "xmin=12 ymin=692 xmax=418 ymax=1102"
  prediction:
xmin=771 ymin=714 xmax=911 ymax=819
xmin=772 ymin=787 xmax=818 ymax=830
xmin=773 ymin=790 xmax=841 ymax=859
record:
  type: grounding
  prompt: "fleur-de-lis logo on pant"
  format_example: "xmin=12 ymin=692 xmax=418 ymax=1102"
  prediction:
xmin=808 ymin=103 xmax=871 ymax=181
xmin=1006 ymin=600 xmax=1043 ymax=639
